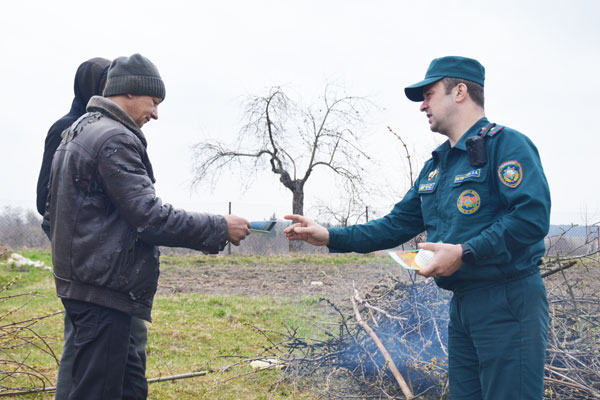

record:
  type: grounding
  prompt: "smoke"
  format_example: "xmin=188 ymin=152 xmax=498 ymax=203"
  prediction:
xmin=340 ymin=279 xmax=451 ymax=396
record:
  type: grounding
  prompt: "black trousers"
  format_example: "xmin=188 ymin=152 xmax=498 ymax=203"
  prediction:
xmin=62 ymin=299 xmax=148 ymax=400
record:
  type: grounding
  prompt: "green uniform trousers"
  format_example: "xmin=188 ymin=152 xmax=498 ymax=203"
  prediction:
xmin=448 ymin=272 xmax=549 ymax=400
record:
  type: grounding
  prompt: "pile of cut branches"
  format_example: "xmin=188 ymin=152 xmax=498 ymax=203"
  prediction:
xmin=224 ymin=277 xmax=451 ymax=399
xmin=232 ymin=255 xmax=600 ymax=399
xmin=543 ymin=255 xmax=600 ymax=399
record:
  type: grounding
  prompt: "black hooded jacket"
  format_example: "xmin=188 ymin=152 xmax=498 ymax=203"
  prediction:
xmin=36 ymin=58 xmax=111 ymax=215
xmin=44 ymin=96 xmax=228 ymax=321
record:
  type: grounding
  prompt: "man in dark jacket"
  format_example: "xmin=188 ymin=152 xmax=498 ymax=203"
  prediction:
xmin=37 ymin=57 xmax=149 ymax=400
xmin=44 ymin=53 xmax=250 ymax=399
xmin=37 ymin=57 xmax=110 ymax=216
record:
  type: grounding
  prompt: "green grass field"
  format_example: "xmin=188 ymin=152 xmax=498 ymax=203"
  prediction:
xmin=0 ymin=250 xmax=365 ymax=399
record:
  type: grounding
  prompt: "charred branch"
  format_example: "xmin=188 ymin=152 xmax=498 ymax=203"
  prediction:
xmin=352 ymin=289 xmax=414 ymax=399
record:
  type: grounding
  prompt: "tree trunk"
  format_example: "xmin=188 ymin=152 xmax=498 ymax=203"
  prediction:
xmin=289 ymin=187 xmax=305 ymax=253
xmin=292 ymin=188 xmax=304 ymax=215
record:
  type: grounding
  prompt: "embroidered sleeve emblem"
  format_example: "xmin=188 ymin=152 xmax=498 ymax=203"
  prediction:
xmin=457 ymin=189 xmax=481 ymax=215
xmin=498 ymin=160 xmax=523 ymax=188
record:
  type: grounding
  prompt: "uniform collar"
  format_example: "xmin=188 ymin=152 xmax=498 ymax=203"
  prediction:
xmin=431 ymin=117 xmax=490 ymax=156
xmin=453 ymin=117 xmax=490 ymax=151
xmin=86 ymin=96 xmax=148 ymax=148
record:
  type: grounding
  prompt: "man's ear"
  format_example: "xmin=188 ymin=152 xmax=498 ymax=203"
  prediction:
xmin=454 ymin=83 xmax=468 ymax=103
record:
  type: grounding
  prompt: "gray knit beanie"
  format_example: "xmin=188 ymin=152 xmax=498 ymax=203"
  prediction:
xmin=103 ymin=53 xmax=166 ymax=100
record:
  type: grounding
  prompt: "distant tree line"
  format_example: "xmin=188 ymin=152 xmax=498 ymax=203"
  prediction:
xmin=0 ymin=206 xmax=49 ymax=249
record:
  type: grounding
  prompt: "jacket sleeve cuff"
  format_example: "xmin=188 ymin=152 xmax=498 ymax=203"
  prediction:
xmin=464 ymin=237 xmax=492 ymax=264
xmin=201 ymin=215 xmax=228 ymax=254
xmin=326 ymin=227 xmax=350 ymax=253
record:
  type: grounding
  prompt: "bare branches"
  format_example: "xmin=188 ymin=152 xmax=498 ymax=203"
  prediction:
xmin=190 ymin=141 xmax=272 ymax=191
xmin=387 ymin=126 xmax=416 ymax=187
xmin=542 ymin=253 xmax=600 ymax=399
xmin=209 ymin=255 xmax=600 ymax=399
xmin=0 ymin=287 xmax=62 ymax=396
xmin=206 ymin=278 xmax=452 ymax=399
xmin=313 ymin=181 xmax=371 ymax=227
xmin=352 ymin=287 xmax=414 ymax=399
xmin=541 ymin=260 xmax=577 ymax=278
xmin=545 ymin=223 xmax=600 ymax=258
xmin=191 ymin=85 xmax=375 ymax=215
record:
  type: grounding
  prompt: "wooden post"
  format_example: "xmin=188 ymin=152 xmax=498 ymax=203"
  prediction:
xmin=366 ymin=206 xmax=369 ymax=222
xmin=228 ymin=201 xmax=232 ymax=256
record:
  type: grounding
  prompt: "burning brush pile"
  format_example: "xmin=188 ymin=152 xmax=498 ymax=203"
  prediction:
xmin=272 ymin=277 xmax=452 ymax=399
xmin=246 ymin=259 xmax=600 ymax=399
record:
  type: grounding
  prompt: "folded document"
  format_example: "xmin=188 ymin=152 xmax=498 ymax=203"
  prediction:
xmin=387 ymin=249 xmax=433 ymax=270
xmin=249 ymin=220 xmax=276 ymax=234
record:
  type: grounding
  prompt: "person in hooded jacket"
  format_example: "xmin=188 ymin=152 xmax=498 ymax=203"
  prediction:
xmin=37 ymin=58 xmax=109 ymax=216
xmin=36 ymin=57 xmax=148 ymax=400
xmin=44 ymin=53 xmax=250 ymax=399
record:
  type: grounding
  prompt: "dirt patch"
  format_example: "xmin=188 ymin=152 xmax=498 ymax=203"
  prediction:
xmin=156 ymin=259 xmax=411 ymax=299
xmin=156 ymin=255 xmax=598 ymax=299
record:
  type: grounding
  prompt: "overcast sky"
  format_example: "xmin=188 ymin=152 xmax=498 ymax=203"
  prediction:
xmin=1 ymin=0 xmax=599 ymax=225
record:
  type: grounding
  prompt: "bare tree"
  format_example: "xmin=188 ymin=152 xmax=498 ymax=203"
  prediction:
xmin=191 ymin=86 xmax=374 ymax=215
xmin=313 ymin=181 xmax=373 ymax=227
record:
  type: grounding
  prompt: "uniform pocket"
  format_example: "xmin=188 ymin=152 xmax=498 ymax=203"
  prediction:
xmin=128 ymin=243 xmax=160 ymax=300
xmin=115 ymin=229 xmax=137 ymax=289
xmin=504 ymin=274 xmax=549 ymax=324
xmin=503 ymin=279 xmax=525 ymax=322
xmin=450 ymin=166 xmax=499 ymax=221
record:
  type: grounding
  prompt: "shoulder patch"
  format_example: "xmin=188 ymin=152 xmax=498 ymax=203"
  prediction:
xmin=479 ymin=124 xmax=504 ymax=137
xmin=498 ymin=160 xmax=523 ymax=188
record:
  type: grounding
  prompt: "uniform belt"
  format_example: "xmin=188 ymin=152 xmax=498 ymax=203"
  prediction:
xmin=451 ymin=265 xmax=540 ymax=297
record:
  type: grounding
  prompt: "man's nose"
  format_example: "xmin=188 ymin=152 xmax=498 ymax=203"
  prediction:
xmin=151 ymin=109 xmax=158 ymax=120
xmin=419 ymin=100 xmax=427 ymax=112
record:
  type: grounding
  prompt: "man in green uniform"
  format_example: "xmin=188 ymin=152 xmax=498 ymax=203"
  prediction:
xmin=284 ymin=56 xmax=550 ymax=399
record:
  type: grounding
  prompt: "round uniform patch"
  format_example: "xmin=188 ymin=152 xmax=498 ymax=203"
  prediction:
xmin=498 ymin=160 xmax=523 ymax=188
xmin=457 ymin=189 xmax=481 ymax=215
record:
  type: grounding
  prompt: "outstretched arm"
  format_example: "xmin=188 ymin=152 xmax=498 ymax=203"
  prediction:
xmin=283 ymin=214 xmax=330 ymax=247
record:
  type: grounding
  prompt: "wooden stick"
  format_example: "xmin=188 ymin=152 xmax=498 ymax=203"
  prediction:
xmin=0 ymin=371 xmax=210 ymax=397
xmin=0 ymin=387 xmax=55 ymax=397
xmin=541 ymin=261 xmax=577 ymax=278
xmin=147 ymin=370 xmax=208 ymax=383
xmin=351 ymin=294 xmax=414 ymax=399
xmin=544 ymin=376 xmax=599 ymax=394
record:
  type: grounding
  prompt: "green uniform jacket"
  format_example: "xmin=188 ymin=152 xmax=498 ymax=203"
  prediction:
xmin=328 ymin=117 xmax=551 ymax=293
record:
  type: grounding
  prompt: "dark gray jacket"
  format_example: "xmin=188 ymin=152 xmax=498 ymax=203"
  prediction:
xmin=44 ymin=96 xmax=228 ymax=321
